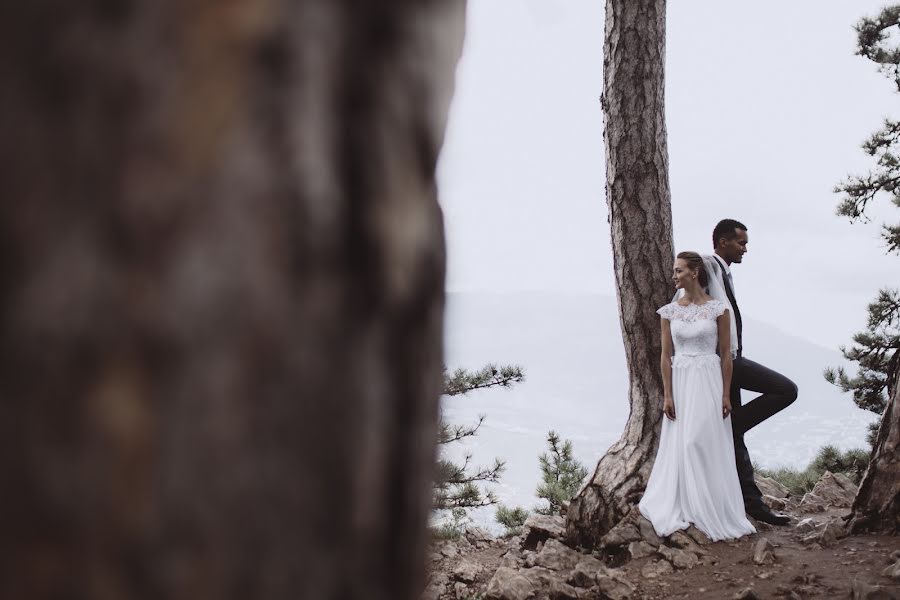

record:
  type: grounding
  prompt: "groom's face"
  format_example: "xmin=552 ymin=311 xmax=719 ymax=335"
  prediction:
xmin=719 ymin=228 xmax=749 ymax=264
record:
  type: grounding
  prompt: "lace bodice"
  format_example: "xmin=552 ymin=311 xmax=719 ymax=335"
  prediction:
xmin=657 ymin=300 xmax=728 ymax=357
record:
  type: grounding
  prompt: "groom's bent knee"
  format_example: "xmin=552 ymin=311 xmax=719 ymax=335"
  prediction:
xmin=779 ymin=378 xmax=798 ymax=407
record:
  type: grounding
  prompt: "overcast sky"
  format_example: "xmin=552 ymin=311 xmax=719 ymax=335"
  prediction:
xmin=437 ymin=0 xmax=898 ymax=350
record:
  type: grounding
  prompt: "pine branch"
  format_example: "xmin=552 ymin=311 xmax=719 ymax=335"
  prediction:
xmin=856 ymin=5 xmax=900 ymax=89
xmin=836 ymin=8 xmax=900 ymax=254
xmin=443 ymin=364 xmax=525 ymax=396
xmin=432 ymin=363 xmax=524 ymax=513
xmin=437 ymin=414 xmax=486 ymax=445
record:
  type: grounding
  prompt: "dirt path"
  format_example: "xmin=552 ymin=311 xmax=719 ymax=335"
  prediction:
xmin=425 ymin=509 xmax=900 ymax=599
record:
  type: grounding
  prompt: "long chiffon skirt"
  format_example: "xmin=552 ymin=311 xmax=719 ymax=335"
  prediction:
xmin=639 ymin=354 xmax=756 ymax=541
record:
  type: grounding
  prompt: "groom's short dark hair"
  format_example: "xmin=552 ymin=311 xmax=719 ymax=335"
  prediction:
xmin=712 ymin=219 xmax=748 ymax=248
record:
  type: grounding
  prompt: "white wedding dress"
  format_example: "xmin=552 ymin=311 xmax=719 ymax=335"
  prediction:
xmin=638 ymin=300 xmax=756 ymax=541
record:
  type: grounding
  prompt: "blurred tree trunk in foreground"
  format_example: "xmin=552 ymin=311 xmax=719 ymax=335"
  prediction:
xmin=0 ymin=2 xmax=465 ymax=598
xmin=849 ymin=379 xmax=900 ymax=534
xmin=566 ymin=0 xmax=674 ymax=550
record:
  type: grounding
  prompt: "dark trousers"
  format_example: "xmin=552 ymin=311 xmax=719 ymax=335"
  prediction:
xmin=730 ymin=356 xmax=798 ymax=511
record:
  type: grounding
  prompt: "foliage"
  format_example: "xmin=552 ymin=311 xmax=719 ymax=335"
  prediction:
xmin=433 ymin=364 xmax=524 ymax=510
xmin=756 ymin=465 xmax=820 ymax=497
xmin=834 ymin=5 xmax=900 ymax=253
xmin=828 ymin=6 xmax=900 ymax=432
xmin=431 ymin=507 xmax=469 ymax=540
xmin=825 ymin=289 xmax=900 ymax=423
xmin=535 ymin=430 xmax=589 ymax=516
xmin=494 ymin=504 xmax=530 ymax=537
xmin=443 ymin=364 xmax=525 ymax=397
xmin=810 ymin=445 xmax=871 ymax=481
xmin=756 ymin=445 xmax=871 ymax=496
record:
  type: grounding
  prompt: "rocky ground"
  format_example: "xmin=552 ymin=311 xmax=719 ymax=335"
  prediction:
xmin=422 ymin=472 xmax=900 ymax=599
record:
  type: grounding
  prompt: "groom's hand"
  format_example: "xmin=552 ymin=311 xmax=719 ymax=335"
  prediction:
xmin=722 ymin=395 xmax=732 ymax=419
xmin=663 ymin=397 xmax=676 ymax=421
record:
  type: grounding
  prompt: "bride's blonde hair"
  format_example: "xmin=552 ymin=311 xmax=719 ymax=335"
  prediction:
xmin=676 ymin=251 xmax=708 ymax=288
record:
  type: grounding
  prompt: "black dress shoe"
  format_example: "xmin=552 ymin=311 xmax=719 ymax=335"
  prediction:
xmin=747 ymin=506 xmax=791 ymax=526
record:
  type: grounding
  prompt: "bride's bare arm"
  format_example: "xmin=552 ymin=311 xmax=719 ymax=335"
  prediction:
xmin=717 ymin=309 xmax=733 ymax=418
xmin=660 ymin=317 xmax=675 ymax=420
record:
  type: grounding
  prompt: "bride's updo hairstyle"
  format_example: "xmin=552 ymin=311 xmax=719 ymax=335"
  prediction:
xmin=676 ymin=251 xmax=708 ymax=288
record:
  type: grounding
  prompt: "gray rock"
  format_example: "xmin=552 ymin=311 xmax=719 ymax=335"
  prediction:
xmin=824 ymin=519 xmax=847 ymax=539
xmin=752 ymin=537 xmax=775 ymax=565
xmin=626 ymin=540 xmax=656 ymax=560
xmin=420 ymin=582 xmax=444 ymax=600
xmin=637 ymin=516 xmax=662 ymax=546
xmin=685 ymin=525 xmax=712 ymax=546
xmin=521 ymin=514 xmax=566 ymax=550
xmin=640 ymin=559 xmax=674 ymax=579
xmin=755 ymin=474 xmax=791 ymax=499
xmin=567 ymin=565 xmax=595 ymax=589
xmin=809 ymin=471 xmax=858 ymax=509
xmin=485 ymin=567 xmax=538 ymax=600
xmin=798 ymin=491 xmax=827 ymax=513
xmin=520 ymin=566 xmax=558 ymax=588
xmin=794 ymin=517 xmax=818 ymax=534
xmin=883 ymin=558 xmax=900 ymax=582
xmin=601 ymin=522 xmax=642 ymax=549
xmin=500 ymin=548 xmax=523 ymax=569
xmin=422 ymin=573 xmax=449 ymax=600
xmin=467 ymin=526 xmax=496 ymax=549
xmin=733 ymin=587 xmax=761 ymax=600
xmin=658 ymin=544 xmax=699 ymax=569
xmin=532 ymin=539 xmax=584 ymax=572
xmin=440 ymin=541 xmax=460 ymax=558
xmin=548 ymin=579 xmax=582 ymax=600
xmin=454 ymin=581 xmax=470 ymax=600
xmin=453 ymin=559 xmax=482 ymax=584
xmin=595 ymin=566 xmax=635 ymax=600
xmin=762 ymin=494 xmax=787 ymax=511
xmin=850 ymin=577 xmax=898 ymax=599
xmin=802 ymin=521 xmax=846 ymax=547
xmin=566 ymin=556 xmax=606 ymax=588
xmin=668 ymin=530 xmax=707 ymax=556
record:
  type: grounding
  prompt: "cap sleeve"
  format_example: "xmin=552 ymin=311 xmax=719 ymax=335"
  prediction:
xmin=656 ymin=303 xmax=676 ymax=320
xmin=712 ymin=300 xmax=729 ymax=318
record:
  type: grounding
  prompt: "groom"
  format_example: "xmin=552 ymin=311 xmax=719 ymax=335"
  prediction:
xmin=707 ymin=219 xmax=798 ymax=526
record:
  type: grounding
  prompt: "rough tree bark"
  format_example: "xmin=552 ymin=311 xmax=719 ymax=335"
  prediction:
xmin=566 ymin=0 xmax=674 ymax=550
xmin=848 ymin=378 xmax=900 ymax=534
xmin=0 ymin=2 xmax=464 ymax=599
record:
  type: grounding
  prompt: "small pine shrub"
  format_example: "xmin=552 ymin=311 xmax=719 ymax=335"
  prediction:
xmin=535 ymin=431 xmax=588 ymax=515
xmin=495 ymin=504 xmax=529 ymax=537
xmin=431 ymin=507 xmax=469 ymax=540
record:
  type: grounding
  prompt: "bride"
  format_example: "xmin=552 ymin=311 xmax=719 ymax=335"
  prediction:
xmin=638 ymin=251 xmax=756 ymax=541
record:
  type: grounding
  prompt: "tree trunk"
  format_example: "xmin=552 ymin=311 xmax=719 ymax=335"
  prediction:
xmin=848 ymin=378 xmax=900 ymax=534
xmin=566 ymin=0 xmax=674 ymax=550
xmin=0 ymin=2 xmax=465 ymax=599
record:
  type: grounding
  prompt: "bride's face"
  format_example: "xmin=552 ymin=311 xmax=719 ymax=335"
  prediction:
xmin=672 ymin=259 xmax=696 ymax=290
